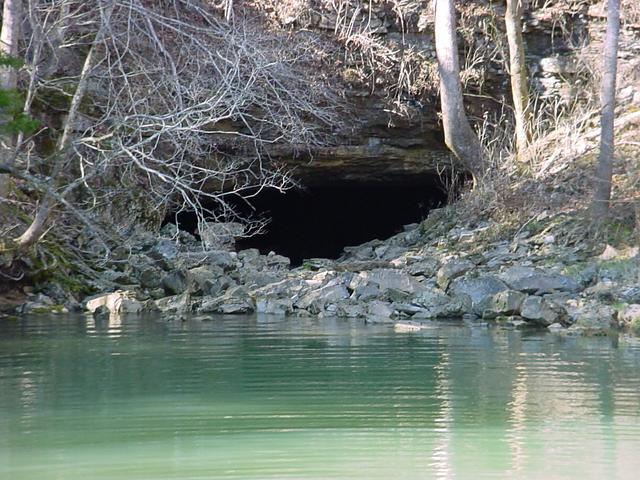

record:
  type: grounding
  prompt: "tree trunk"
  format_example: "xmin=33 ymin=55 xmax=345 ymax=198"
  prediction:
xmin=505 ymin=0 xmax=531 ymax=159
xmin=0 ymin=0 xmax=21 ymax=89
xmin=0 ymin=0 xmax=22 ymax=200
xmin=434 ymin=0 xmax=484 ymax=181
xmin=593 ymin=0 xmax=620 ymax=220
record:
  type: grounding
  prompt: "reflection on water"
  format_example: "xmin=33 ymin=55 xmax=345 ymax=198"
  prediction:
xmin=1 ymin=315 xmax=640 ymax=479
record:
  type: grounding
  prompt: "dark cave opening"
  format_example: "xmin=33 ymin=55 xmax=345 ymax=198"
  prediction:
xmin=174 ymin=178 xmax=449 ymax=266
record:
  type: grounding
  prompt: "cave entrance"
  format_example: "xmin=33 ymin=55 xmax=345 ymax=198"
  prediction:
xmin=229 ymin=179 xmax=448 ymax=266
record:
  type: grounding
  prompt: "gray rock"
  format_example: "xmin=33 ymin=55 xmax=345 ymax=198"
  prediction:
xmin=265 ymin=253 xmax=291 ymax=269
xmin=242 ymin=270 xmax=284 ymax=289
xmin=448 ymin=275 xmax=508 ymax=315
xmin=367 ymin=300 xmax=394 ymax=319
xmin=499 ymin=266 xmax=580 ymax=294
xmin=484 ymin=290 xmax=527 ymax=319
xmin=342 ymin=244 xmax=375 ymax=261
xmin=255 ymin=297 xmax=293 ymax=315
xmin=350 ymin=269 xmax=424 ymax=295
xmin=296 ymin=282 xmax=350 ymax=314
xmin=138 ymin=266 xmax=163 ymax=289
xmin=252 ymin=278 xmax=307 ymax=300
xmin=411 ymin=288 xmax=469 ymax=319
xmin=376 ymin=245 xmax=408 ymax=261
xmin=155 ymin=292 xmax=191 ymax=314
xmin=189 ymin=265 xmax=225 ymax=295
xmin=205 ymin=250 xmax=238 ymax=271
xmin=564 ymin=299 xmax=616 ymax=333
xmin=149 ymin=240 xmax=179 ymax=269
xmin=520 ymin=296 xmax=567 ymax=326
xmin=197 ymin=286 xmax=253 ymax=314
xmin=238 ymin=248 xmax=261 ymax=263
xmin=350 ymin=282 xmax=382 ymax=301
xmin=335 ymin=301 xmax=366 ymax=318
xmin=199 ymin=221 xmax=244 ymax=250
xmin=406 ymin=257 xmax=440 ymax=277
xmin=436 ymin=259 xmax=474 ymax=289
xmin=162 ymin=270 xmax=191 ymax=295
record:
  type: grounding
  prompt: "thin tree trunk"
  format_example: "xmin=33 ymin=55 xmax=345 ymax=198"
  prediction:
xmin=505 ymin=0 xmax=531 ymax=159
xmin=0 ymin=0 xmax=22 ymax=200
xmin=0 ymin=0 xmax=21 ymax=88
xmin=593 ymin=0 xmax=620 ymax=220
xmin=15 ymin=3 xmax=112 ymax=247
xmin=434 ymin=0 xmax=484 ymax=182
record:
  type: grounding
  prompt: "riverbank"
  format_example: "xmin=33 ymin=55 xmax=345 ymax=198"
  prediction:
xmin=4 ymin=202 xmax=639 ymax=337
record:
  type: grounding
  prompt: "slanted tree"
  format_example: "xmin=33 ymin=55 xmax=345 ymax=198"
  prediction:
xmin=434 ymin=0 xmax=484 ymax=182
xmin=505 ymin=0 xmax=531 ymax=159
xmin=593 ymin=0 xmax=620 ymax=219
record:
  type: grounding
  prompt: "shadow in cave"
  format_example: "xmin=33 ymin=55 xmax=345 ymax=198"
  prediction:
xmin=173 ymin=180 xmax=449 ymax=266
xmin=232 ymin=181 xmax=447 ymax=266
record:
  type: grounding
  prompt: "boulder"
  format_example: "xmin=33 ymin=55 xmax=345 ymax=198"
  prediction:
xmin=295 ymin=281 xmax=350 ymax=314
xmin=204 ymin=250 xmax=237 ymax=271
xmin=520 ymin=296 xmax=567 ymax=326
xmin=499 ymin=266 xmax=580 ymax=294
xmin=367 ymin=300 xmax=394 ymax=319
xmin=189 ymin=265 xmax=226 ymax=295
xmin=241 ymin=270 xmax=285 ymax=289
xmin=86 ymin=290 xmax=144 ymax=315
xmin=335 ymin=301 xmax=366 ymax=318
xmin=436 ymin=259 xmax=474 ymax=289
xmin=483 ymin=290 xmax=527 ymax=319
xmin=199 ymin=221 xmax=244 ymax=250
xmin=350 ymin=282 xmax=382 ymax=301
xmin=148 ymin=240 xmax=179 ymax=269
xmin=406 ymin=257 xmax=440 ymax=277
xmin=251 ymin=278 xmax=307 ymax=300
xmin=411 ymin=288 xmax=469 ymax=319
xmin=350 ymin=269 xmax=424 ymax=295
xmin=197 ymin=286 xmax=253 ymax=314
xmin=448 ymin=275 xmax=508 ymax=315
xmin=255 ymin=297 xmax=293 ymax=315
xmin=162 ymin=270 xmax=191 ymax=296
xmin=138 ymin=266 xmax=163 ymax=289
xmin=265 ymin=253 xmax=291 ymax=269
xmin=155 ymin=292 xmax=191 ymax=314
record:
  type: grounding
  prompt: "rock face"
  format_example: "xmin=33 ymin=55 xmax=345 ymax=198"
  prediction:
xmin=255 ymin=1 xmax=635 ymax=188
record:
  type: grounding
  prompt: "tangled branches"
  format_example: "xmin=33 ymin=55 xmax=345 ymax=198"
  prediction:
xmin=2 ymin=0 xmax=341 ymax=252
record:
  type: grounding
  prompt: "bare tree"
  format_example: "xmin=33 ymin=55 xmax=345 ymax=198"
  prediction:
xmin=505 ymin=0 xmax=531 ymax=159
xmin=15 ymin=1 xmax=113 ymax=247
xmin=434 ymin=0 xmax=484 ymax=181
xmin=593 ymin=0 xmax=620 ymax=219
xmin=2 ymin=0 xmax=340 ymax=253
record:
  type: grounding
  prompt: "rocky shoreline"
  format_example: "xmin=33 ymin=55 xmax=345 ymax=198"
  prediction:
xmin=7 ymin=207 xmax=640 ymax=336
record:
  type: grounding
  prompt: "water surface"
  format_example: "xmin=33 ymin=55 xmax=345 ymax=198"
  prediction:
xmin=1 ymin=315 xmax=640 ymax=479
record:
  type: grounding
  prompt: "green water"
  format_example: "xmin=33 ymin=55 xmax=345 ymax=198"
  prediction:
xmin=1 ymin=315 xmax=640 ymax=479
